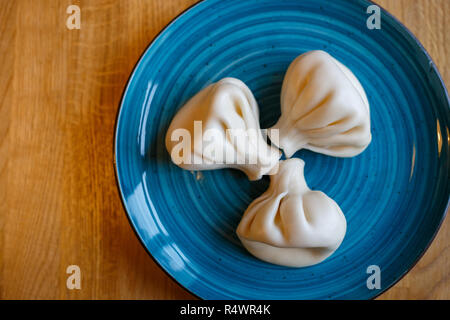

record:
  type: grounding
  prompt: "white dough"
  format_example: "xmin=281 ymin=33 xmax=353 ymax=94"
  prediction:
xmin=236 ymin=158 xmax=346 ymax=267
xmin=165 ymin=78 xmax=281 ymax=180
xmin=268 ymin=50 xmax=372 ymax=158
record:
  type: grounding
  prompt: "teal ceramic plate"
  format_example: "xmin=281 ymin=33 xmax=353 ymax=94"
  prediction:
xmin=114 ymin=0 xmax=449 ymax=299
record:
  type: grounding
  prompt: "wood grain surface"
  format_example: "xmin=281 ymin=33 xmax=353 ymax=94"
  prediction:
xmin=0 ymin=0 xmax=448 ymax=300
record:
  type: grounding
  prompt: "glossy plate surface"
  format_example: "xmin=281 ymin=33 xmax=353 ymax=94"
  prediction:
xmin=115 ymin=0 xmax=449 ymax=299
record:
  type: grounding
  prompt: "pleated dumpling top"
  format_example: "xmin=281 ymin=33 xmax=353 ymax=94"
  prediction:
xmin=166 ymin=77 xmax=281 ymax=180
xmin=237 ymin=158 xmax=347 ymax=267
xmin=268 ymin=50 xmax=371 ymax=158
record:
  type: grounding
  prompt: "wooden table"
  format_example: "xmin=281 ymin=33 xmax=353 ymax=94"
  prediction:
xmin=0 ymin=0 xmax=448 ymax=299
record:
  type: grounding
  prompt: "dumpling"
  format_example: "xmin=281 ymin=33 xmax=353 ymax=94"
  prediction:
xmin=236 ymin=158 xmax=346 ymax=267
xmin=165 ymin=77 xmax=281 ymax=180
xmin=268 ymin=50 xmax=371 ymax=158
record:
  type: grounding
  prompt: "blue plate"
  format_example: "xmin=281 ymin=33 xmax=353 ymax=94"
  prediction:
xmin=114 ymin=0 xmax=449 ymax=299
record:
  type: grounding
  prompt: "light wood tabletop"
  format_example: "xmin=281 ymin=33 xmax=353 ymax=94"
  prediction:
xmin=0 ymin=0 xmax=448 ymax=300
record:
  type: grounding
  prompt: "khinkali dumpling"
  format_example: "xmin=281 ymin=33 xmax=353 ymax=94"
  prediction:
xmin=166 ymin=78 xmax=281 ymax=180
xmin=236 ymin=158 xmax=346 ymax=267
xmin=268 ymin=50 xmax=371 ymax=158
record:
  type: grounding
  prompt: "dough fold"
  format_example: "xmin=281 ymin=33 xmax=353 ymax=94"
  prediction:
xmin=166 ymin=78 xmax=281 ymax=180
xmin=237 ymin=158 xmax=347 ymax=267
xmin=268 ymin=50 xmax=371 ymax=158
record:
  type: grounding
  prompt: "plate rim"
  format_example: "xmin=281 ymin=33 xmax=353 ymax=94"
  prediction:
xmin=113 ymin=0 xmax=450 ymax=300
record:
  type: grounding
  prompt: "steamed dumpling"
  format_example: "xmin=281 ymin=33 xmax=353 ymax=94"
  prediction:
xmin=236 ymin=158 xmax=346 ymax=267
xmin=268 ymin=50 xmax=371 ymax=158
xmin=165 ymin=78 xmax=281 ymax=180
